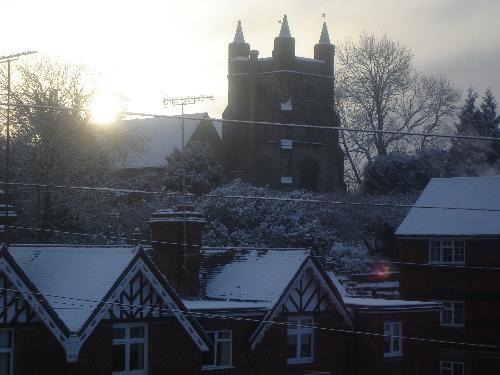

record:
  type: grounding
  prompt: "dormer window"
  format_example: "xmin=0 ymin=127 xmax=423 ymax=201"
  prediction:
xmin=429 ymin=240 xmax=464 ymax=264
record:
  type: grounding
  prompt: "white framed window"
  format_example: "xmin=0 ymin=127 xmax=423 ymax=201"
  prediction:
xmin=429 ymin=240 xmax=465 ymax=264
xmin=287 ymin=316 xmax=314 ymax=364
xmin=440 ymin=361 xmax=464 ymax=375
xmin=384 ymin=322 xmax=402 ymax=358
xmin=202 ymin=331 xmax=232 ymax=369
xmin=0 ymin=330 xmax=13 ymax=375
xmin=440 ymin=301 xmax=465 ymax=327
xmin=281 ymin=176 xmax=293 ymax=184
xmin=112 ymin=323 xmax=147 ymax=375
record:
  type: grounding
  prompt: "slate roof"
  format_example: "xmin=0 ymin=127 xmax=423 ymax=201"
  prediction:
xmin=396 ymin=176 xmax=500 ymax=237
xmin=201 ymin=248 xmax=310 ymax=306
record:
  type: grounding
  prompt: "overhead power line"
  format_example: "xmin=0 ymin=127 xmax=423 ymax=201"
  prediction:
xmin=3 ymin=181 xmax=500 ymax=213
xmin=6 ymin=225 xmax=500 ymax=272
xmin=0 ymin=285 xmax=498 ymax=350
xmin=1 ymin=101 xmax=499 ymax=142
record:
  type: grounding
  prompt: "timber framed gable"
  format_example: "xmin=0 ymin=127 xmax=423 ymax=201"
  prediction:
xmin=250 ymin=256 xmax=353 ymax=349
xmin=79 ymin=248 xmax=210 ymax=355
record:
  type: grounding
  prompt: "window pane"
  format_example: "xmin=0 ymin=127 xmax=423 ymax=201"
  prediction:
xmin=393 ymin=323 xmax=400 ymax=336
xmin=130 ymin=326 xmax=145 ymax=339
xmin=113 ymin=327 xmax=126 ymax=340
xmin=130 ymin=343 xmax=145 ymax=370
xmin=300 ymin=333 xmax=312 ymax=358
xmin=0 ymin=332 xmax=11 ymax=349
xmin=442 ymin=307 xmax=453 ymax=325
xmin=454 ymin=303 xmax=464 ymax=325
xmin=443 ymin=247 xmax=453 ymax=262
xmin=454 ymin=242 xmax=465 ymax=262
xmin=384 ymin=331 xmax=391 ymax=353
xmin=441 ymin=362 xmax=452 ymax=375
xmin=112 ymin=344 xmax=126 ymax=371
xmin=287 ymin=334 xmax=297 ymax=359
xmin=453 ymin=363 xmax=464 ymax=375
xmin=218 ymin=331 xmax=230 ymax=340
xmin=216 ymin=341 xmax=231 ymax=366
xmin=392 ymin=336 xmax=400 ymax=352
xmin=431 ymin=241 xmax=441 ymax=262
xmin=0 ymin=353 xmax=10 ymax=375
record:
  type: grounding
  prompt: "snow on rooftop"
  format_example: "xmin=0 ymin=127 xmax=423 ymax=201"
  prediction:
xmin=343 ymin=297 xmax=440 ymax=310
xmin=201 ymin=248 xmax=309 ymax=304
xmin=295 ymin=56 xmax=325 ymax=64
xmin=396 ymin=176 xmax=500 ymax=237
xmin=183 ymin=299 xmax=268 ymax=311
xmin=9 ymin=245 xmax=137 ymax=332
xmin=99 ymin=114 xmax=221 ymax=169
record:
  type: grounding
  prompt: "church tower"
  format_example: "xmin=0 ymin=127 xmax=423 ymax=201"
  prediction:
xmin=222 ymin=16 xmax=345 ymax=192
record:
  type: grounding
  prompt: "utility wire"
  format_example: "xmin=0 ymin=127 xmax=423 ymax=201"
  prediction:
xmin=2 ymin=181 xmax=500 ymax=213
xmin=0 ymin=286 xmax=498 ymax=351
xmin=1 ymin=101 xmax=499 ymax=142
xmin=6 ymin=225 xmax=500 ymax=272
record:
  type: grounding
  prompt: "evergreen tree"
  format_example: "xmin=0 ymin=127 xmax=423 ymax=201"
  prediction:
xmin=479 ymin=89 xmax=500 ymax=162
xmin=448 ymin=88 xmax=500 ymax=175
xmin=164 ymin=141 xmax=223 ymax=195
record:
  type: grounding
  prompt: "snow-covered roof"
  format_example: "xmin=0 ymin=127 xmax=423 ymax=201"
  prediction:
xmin=396 ymin=176 xmax=500 ymax=237
xmin=183 ymin=300 xmax=268 ymax=311
xmin=201 ymin=248 xmax=310 ymax=306
xmin=101 ymin=113 xmax=221 ymax=169
xmin=343 ymin=297 xmax=441 ymax=311
xmin=9 ymin=244 xmax=138 ymax=332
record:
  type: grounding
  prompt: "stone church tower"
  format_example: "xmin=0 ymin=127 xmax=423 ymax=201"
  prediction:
xmin=222 ymin=15 xmax=345 ymax=192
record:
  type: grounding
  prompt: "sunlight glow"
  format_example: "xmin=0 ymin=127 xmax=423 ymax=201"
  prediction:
xmin=90 ymin=93 xmax=124 ymax=124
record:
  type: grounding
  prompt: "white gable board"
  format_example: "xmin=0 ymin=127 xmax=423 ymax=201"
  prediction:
xmin=0 ymin=271 xmax=39 ymax=324
xmin=81 ymin=258 xmax=209 ymax=354
xmin=0 ymin=256 xmax=68 ymax=355
xmin=250 ymin=258 xmax=353 ymax=349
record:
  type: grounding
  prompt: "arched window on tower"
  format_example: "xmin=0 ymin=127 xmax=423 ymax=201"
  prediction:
xmin=299 ymin=157 xmax=320 ymax=191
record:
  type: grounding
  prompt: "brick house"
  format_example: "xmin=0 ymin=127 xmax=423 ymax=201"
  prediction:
xmin=0 ymin=204 xmax=441 ymax=374
xmin=396 ymin=176 xmax=500 ymax=375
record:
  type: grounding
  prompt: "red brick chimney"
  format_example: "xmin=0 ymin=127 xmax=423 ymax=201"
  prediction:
xmin=148 ymin=205 xmax=206 ymax=298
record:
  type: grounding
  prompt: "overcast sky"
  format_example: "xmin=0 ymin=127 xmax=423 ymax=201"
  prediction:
xmin=2 ymin=0 xmax=499 ymax=117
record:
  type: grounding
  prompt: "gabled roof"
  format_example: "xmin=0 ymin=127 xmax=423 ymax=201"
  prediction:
xmin=201 ymin=248 xmax=310 ymax=305
xmin=10 ymin=245 xmax=137 ymax=332
xmin=396 ymin=176 xmax=500 ymax=237
xmin=248 ymin=256 xmax=354 ymax=349
xmin=4 ymin=244 xmax=211 ymax=362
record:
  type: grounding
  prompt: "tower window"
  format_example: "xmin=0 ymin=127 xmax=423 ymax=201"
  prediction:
xmin=299 ymin=157 xmax=320 ymax=191
xmin=304 ymin=85 xmax=314 ymax=101
xmin=257 ymin=83 xmax=266 ymax=100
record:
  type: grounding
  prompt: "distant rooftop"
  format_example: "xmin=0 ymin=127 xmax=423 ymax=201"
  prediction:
xmin=396 ymin=176 xmax=500 ymax=237
xmin=99 ymin=113 xmax=221 ymax=169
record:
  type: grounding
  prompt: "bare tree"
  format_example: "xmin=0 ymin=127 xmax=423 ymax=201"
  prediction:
xmin=336 ymin=33 xmax=460 ymax=187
